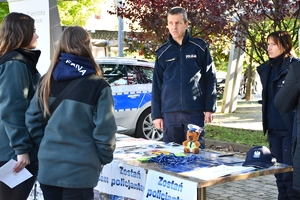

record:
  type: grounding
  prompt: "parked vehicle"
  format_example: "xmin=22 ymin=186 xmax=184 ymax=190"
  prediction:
xmin=216 ymin=72 xmax=251 ymax=100
xmin=95 ymin=57 xmax=163 ymax=141
xmin=217 ymin=78 xmax=225 ymax=100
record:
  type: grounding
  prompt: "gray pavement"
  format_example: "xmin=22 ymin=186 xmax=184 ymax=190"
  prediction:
xmin=211 ymin=93 xmax=263 ymax=131
xmin=207 ymin=175 xmax=277 ymax=200
xmin=206 ymin=93 xmax=279 ymax=200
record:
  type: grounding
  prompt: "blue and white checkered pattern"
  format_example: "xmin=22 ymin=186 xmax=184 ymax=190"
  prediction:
xmin=113 ymin=90 xmax=151 ymax=112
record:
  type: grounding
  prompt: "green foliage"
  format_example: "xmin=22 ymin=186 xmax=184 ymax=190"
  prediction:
xmin=0 ymin=0 xmax=105 ymax=27
xmin=0 ymin=3 xmax=9 ymax=24
xmin=209 ymin=36 xmax=231 ymax=71
xmin=57 ymin=0 xmax=102 ymax=26
xmin=240 ymin=18 xmax=299 ymax=67
xmin=205 ymin=124 xmax=268 ymax=147
xmin=0 ymin=1 xmax=104 ymax=27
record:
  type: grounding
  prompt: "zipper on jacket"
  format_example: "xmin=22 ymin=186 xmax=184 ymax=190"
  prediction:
xmin=180 ymin=47 xmax=183 ymax=110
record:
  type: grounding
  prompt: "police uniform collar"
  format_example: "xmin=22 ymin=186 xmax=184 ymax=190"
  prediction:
xmin=168 ymin=30 xmax=190 ymax=46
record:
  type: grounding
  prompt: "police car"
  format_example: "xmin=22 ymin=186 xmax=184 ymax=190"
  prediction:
xmin=95 ymin=57 xmax=163 ymax=141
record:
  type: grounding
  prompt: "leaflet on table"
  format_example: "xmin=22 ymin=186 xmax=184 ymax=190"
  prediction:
xmin=114 ymin=137 xmax=183 ymax=160
xmin=0 ymin=159 xmax=32 ymax=188
xmin=143 ymin=170 xmax=197 ymax=200
xmin=178 ymin=165 xmax=256 ymax=180
xmin=95 ymin=160 xmax=146 ymax=200
xmin=116 ymin=134 xmax=164 ymax=148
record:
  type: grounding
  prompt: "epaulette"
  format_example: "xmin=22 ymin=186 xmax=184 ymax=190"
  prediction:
xmin=194 ymin=37 xmax=207 ymax=43
xmin=155 ymin=42 xmax=169 ymax=53
xmin=193 ymin=37 xmax=209 ymax=48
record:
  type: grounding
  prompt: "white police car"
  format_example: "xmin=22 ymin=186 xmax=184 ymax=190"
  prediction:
xmin=96 ymin=57 xmax=163 ymax=141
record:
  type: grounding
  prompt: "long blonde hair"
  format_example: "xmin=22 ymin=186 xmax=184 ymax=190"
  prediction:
xmin=39 ymin=26 xmax=101 ymax=118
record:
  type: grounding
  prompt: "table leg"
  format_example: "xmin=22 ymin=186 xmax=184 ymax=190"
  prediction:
xmin=197 ymin=187 xmax=206 ymax=200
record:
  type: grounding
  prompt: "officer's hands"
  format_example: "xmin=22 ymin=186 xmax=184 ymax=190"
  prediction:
xmin=153 ymin=118 xmax=163 ymax=130
xmin=204 ymin=112 xmax=215 ymax=123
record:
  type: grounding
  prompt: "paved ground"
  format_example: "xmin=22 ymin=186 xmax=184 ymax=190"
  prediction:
xmin=211 ymin=93 xmax=263 ymax=131
xmin=206 ymin=93 xmax=279 ymax=200
xmin=207 ymin=175 xmax=277 ymax=200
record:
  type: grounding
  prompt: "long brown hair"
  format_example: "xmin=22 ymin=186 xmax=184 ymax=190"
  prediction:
xmin=0 ymin=12 xmax=35 ymax=56
xmin=39 ymin=26 xmax=102 ymax=118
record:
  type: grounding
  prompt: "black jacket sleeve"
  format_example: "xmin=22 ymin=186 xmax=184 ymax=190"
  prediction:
xmin=274 ymin=61 xmax=300 ymax=112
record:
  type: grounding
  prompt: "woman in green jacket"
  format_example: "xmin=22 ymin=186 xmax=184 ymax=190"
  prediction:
xmin=26 ymin=26 xmax=116 ymax=200
xmin=0 ymin=12 xmax=40 ymax=200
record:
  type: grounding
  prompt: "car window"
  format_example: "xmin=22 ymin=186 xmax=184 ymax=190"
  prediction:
xmin=99 ymin=64 xmax=127 ymax=85
xmin=139 ymin=66 xmax=153 ymax=83
xmin=99 ymin=63 xmax=153 ymax=85
xmin=126 ymin=65 xmax=152 ymax=84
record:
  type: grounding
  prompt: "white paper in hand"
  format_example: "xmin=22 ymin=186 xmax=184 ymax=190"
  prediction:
xmin=0 ymin=159 xmax=33 ymax=188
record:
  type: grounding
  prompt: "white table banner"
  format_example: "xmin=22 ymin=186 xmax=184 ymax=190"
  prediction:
xmin=143 ymin=170 xmax=197 ymax=200
xmin=95 ymin=160 xmax=146 ymax=199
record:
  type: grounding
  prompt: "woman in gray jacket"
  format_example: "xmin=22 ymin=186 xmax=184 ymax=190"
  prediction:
xmin=26 ymin=26 xmax=117 ymax=200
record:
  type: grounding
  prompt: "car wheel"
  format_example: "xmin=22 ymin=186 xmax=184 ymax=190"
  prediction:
xmin=135 ymin=108 xmax=163 ymax=141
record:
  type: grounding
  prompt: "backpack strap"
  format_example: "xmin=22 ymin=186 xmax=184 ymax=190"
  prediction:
xmin=49 ymin=76 xmax=89 ymax=114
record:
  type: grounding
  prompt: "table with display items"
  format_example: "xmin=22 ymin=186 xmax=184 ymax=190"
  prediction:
xmin=110 ymin=134 xmax=293 ymax=200
xmin=26 ymin=134 xmax=292 ymax=200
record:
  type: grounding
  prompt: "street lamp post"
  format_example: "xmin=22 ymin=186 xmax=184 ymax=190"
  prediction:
xmin=118 ymin=0 xmax=124 ymax=57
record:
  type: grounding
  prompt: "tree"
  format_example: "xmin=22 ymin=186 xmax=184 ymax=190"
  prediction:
xmin=0 ymin=1 xmax=103 ymax=27
xmin=57 ymin=0 xmax=103 ymax=26
xmin=108 ymin=0 xmax=300 ymax=69
xmin=108 ymin=0 xmax=233 ymax=63
xmin=225 ymin=1 xmax=300 ymax=100
xmin=225 ymin=0 xmax=300 ymax=64
xmin=0 ymin=3 xmax=9 ymax=23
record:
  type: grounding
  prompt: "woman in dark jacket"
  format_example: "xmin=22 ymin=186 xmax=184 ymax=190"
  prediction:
xmin=0 ymin=12 xmax=40 ymax=200
xmin=274 ymin=61 xmax=300 ymax=194
xmin=257 ymin=30 xmax=299 ymax=199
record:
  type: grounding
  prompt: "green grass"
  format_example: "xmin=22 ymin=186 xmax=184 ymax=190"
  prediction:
xmin=207 ymin=99 xmax=268 ymax=147
xmin=205 ymin=124 xmax=268 ymax=147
